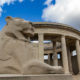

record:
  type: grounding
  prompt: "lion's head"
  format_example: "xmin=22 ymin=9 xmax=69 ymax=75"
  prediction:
xmin=2 ymin=16 xmax=35 ymax=41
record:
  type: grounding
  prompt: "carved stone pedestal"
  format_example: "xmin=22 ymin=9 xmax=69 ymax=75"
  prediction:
xmin=0 ymin=74 xmax=73 ymax=80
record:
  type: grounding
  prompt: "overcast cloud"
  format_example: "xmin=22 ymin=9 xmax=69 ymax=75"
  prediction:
xmin=42 ymin=0 xmax=80 ymax=30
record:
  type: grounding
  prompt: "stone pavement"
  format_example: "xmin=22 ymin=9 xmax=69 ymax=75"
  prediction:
xmin=73 ymin=74 xmax=80 ymax=80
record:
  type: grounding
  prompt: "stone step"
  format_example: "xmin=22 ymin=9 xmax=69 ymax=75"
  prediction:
xmin=0 ymin=74 xmax=73 ymax=80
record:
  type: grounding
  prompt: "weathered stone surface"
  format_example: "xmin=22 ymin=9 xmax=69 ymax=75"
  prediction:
xmin=0 ymin=38 xmax=36 ymax=74
xmin=23 ymin=60 xmax=64 ymax=74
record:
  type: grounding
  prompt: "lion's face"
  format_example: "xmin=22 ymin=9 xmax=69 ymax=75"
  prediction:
xmin=6 ymin=16 xmax=35 ymax=37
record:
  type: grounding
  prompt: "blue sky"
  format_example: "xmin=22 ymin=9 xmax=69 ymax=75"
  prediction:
xmin=0 ymin=0 xmax=55 ymax=30
xmin=0 ymin=0 xmax=80 ymax=30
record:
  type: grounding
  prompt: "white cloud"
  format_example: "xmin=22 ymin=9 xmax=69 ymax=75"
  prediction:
xmin=19 ymin=0 xmax=23 ymax=3
xmin=0 ymin=0 xmax=23 ymax=16
xmin=44 ymin=0 xmax=52 ymax=6
xmin=42 ymin=0 xmax=80 ymax=30
xmin=30 ymin=0 xmax=34 ymax=2
xmin=0 ymin=7 xmax=2 ymax=16
xmin=0 ymin=0 xmax=16 ymax=6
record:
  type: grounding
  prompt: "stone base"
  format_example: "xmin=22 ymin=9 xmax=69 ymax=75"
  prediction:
xmin=0 ymin=74 xmax=73 ymax=80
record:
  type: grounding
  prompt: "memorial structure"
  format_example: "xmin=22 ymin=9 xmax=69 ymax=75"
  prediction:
xmin=0 ymin=16 xmax=80 ymax=80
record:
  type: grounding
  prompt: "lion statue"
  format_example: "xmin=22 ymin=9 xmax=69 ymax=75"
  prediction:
xmin=0 ymin=16 xmax=64 ymax=74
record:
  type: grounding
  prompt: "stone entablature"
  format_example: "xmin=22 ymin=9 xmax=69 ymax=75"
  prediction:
xmin=33 ymin=22 xmax=80 ymax=40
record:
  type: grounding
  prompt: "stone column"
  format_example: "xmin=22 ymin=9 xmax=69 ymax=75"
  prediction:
xmin=76 ymin=40 xmax=80 ymax=73
xmin=48 ymin=54 xmax=51 ymax=65
xmin=53 ymin=41 xmax=58 ymax=66
xmin=61 ymin=35 xmax=70 ymax=74
xmin=67 ymin=47 xmax=73 ymax=74
xmin=38 ymin=33 xmax=44 ymax=62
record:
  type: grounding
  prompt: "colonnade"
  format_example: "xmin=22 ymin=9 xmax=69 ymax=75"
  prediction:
xmin=38 ymin=33 xmax=80 ymax=74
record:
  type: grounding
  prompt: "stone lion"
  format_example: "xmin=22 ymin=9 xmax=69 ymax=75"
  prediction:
xmin=0 ymin=16 xmax=35 ymax=74
xmin=0 ymin=16 xmax=64 ymax=74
